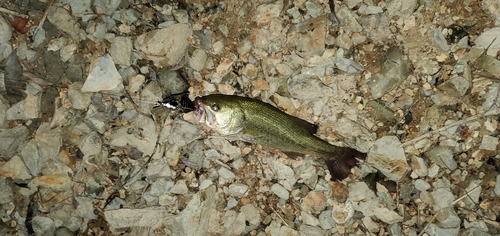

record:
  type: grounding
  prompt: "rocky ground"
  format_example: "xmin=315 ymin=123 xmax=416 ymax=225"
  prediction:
xmin=0 ymin=0 xmax=499 ymax=235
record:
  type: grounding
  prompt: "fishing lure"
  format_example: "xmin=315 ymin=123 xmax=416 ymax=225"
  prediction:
xmin=154 ymin=91 xmax=195 ymax=112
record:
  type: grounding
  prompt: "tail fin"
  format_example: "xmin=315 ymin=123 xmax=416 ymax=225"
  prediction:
xmin=324 ymin=147 xmax=366 ymax=181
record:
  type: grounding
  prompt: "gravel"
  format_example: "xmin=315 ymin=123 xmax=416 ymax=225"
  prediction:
xmin=0 ymin=0 xmax=499 ymax=235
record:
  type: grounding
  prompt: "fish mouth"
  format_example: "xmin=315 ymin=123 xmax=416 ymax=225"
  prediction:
xmin=194 ymin=97 xmax=214 ymax=125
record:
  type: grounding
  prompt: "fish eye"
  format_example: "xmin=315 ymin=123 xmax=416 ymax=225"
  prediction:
xmin=211 ymin=104 xmax=220 ymax=111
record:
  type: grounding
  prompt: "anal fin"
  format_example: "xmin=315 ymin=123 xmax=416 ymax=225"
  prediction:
xmin=283 ymin=151 xmax=304 ymax=160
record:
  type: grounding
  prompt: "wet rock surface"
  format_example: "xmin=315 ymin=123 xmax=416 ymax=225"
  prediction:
xmin=0 ymin=0 xmax=499 ymax=235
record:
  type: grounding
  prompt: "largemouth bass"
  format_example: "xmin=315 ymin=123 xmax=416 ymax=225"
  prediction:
xmin=194 ymin=94 xmax=366 ymax=181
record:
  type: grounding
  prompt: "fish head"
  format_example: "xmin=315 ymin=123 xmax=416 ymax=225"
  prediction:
xmin=194 ymin=95 xmax=245 ymax=135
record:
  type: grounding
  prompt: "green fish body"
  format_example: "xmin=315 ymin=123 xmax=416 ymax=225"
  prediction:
xmin=194 ymin=94 xmax=365 ymax=180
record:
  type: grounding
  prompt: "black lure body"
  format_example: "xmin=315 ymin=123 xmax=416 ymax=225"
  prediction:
xmin=154 ymin=91 xmax=195 ymax=113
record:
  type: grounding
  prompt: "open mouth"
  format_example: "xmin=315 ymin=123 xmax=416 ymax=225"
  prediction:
xmin=194 ymin=97 xmax=214 ymax=125
xmin=194 ymin=98 xmax=204 ymax=121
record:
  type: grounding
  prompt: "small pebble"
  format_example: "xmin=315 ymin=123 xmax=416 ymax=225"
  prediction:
xmin=414 ymin=179 xmax=431 ymax=191
xmin=479 ymin=135 xmax=499 ymax=151
xmin=494 ymin=175 xmax=500 ymax=196
xmin=228 ymin=184 xmax=249 ymax=198
xmin=271 ymin=183 xmax=289 ymax=200
xmin=217 ymin=167 xmax=235 ymax=180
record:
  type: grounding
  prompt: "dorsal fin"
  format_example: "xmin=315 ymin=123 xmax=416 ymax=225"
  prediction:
xmin=289 ymin=116 xmax=318 ymax=135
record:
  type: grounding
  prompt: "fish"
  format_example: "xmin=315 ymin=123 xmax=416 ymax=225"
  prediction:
xmin=194 ymin=94 xmax=366 ymax=181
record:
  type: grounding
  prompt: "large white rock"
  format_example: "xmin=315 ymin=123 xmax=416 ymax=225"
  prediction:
xmin=136 ymin=23 xmax=192 ymax=68
xmin=367 ymin=136 xmax=408 ymax=181
xmin=81 ymin=54 xmax=123 ymax=92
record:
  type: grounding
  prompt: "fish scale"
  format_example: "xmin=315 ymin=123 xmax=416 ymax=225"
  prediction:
xmin=239 ymin=98 xmax=334 ymax=156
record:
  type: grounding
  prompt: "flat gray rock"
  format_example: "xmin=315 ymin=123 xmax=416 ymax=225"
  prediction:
xmin=104 ymin=207 xmax=173 ymax=229
xmin=336 ymin=4 xmax=363 ymax=32
xmin=475 ymin=55 xmax=500 ymax=78
xmin=348 ymin=181 xmax=376 ymax=201
xmin=367 ymin=47 xmax=411 ymax=99
xmin=332 ymin=117 xmax=376 ymax=153
xmin=6 ymin=83 xmax=43 ymax=120
xmin=271 ymin=183 xmax=289 ymax=200
xmin=240 ymin=204 xmax=261 ymax=225
xmin=61 ymin=0 xmax=91 ymax=16
xmin=169 ymin=180 xmax=188 ymax=195
xmin=288 ymin=74 xmax=334 ymax=100
xmin=108 ymin=114 xmax=157 ymax=156
xmin=495 ymin=175 xmax=500 ymax=196
xmin=20 ymin=139 xmax=43 ymax=176
xmin=0 ymin=155 xmax=32 ymax=180
xmin=414 ymin=179 xmax=431 ymax=191
xmin=268 ymin=158 xmax=296 ymax=189
xmin=221 ymin=210 xmax=246 ymax=235
xmin=410 ymin=156 xmax=429 ymax=177
xmin=299 ymin=225 xmax=324 ymax=235
xmin=432 ymin=28 xmax=449 ymax=53
xmin=318 ymin=210 xmax=335 ymax=230
xmin=172 ymin=9 xmax=189 ymax=24
xmin=167 ymin=119 xmax=202 ymax=147
xmin=479 ymin=135 xmax=499 ymax=151
xmin=0 ymin=125 xmax=28 ymax=160
xmin=357 ymin=198 xmax=403 ymax=224
xmin=110 ymin=37 xmax=133 ymax=66
xmin=47 ymin=7 xmax=81 ymax=40
xmin=386 ymin=0 xmax=418 ymax=17
xmin=171 ymin=186 xmax=218 ymax=235
xmin=228 ymin=183 xmax=249 ymax=198
xmin=35 ymin=123 xmax=63 ymax=161
xmin=0 ymin=16 xmax=12 ymax=45
xmin=419 ymin=105 xmax=443 ymax=134
xmin=217 ymin=167 xmax=235 ymax=180
xmin=474 ymin=27 xmax=500 ymax=50
xmin=366 ymin=100 xmax=394 ymax=122
xmin=425 ymin=146 xmax=457 ymax=171
xmin=180 ymin=140 xmax=206 ymax=170
xmin=68 ymin=82 xmax=91 ymax=110
xmin=0 ymin=177 xmax=13 ymax=204
xmin=0 ymin=40 xmax=12 ymax=62
xmin=438 ymin=76 xmax=469 ymax=97
xmin=0 ymin=95 xmax=8 ymax=129
xmin=157 ymin=68 xmax=190 ymax=96
xmin=292 ymin=16 xmax=327 ymax=57
xmin=425 ymin=224 xmax=460 ymax=236
xmin=32 ymin=216 xmax=56 ymax=236
xmin=254 ymin=2 xmax=282 ymax=26
xmin=94 ymin=0 xmax=121 ymax=15
xmin=189 ymin=49 xmax=207 ymax=71
xmin=431 ymin=188 xmax=455 ymax=209
xmin=360 ymin=14 xmax=392 ymax=44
